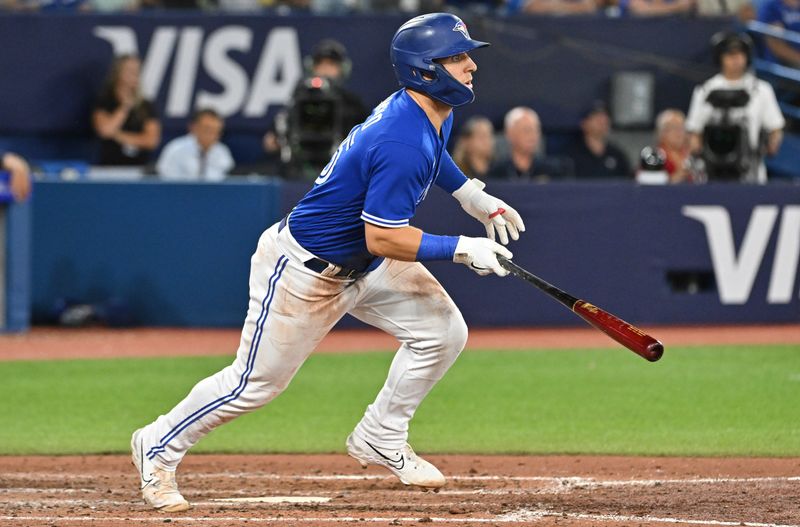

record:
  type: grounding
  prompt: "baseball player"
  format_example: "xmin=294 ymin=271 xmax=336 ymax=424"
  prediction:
xmin=131 ymin=12 xmax=525 ymax=512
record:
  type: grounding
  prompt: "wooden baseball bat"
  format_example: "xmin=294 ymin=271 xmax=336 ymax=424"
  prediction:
xmin=497 ymin=256 xmax=664 ymax=362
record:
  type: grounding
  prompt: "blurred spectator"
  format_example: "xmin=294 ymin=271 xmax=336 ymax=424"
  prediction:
xmin=686 ymin=32 xmax=784 ymax=183
xmin=216 ymin=0 xmax=314 ymax=19
xmin=216 ymin=0 xmax=263 ymax=11
xmin=758 ymin=0 xmax=800 ymax=67
xmin=351 ymin=0 xmax=442 ymax=12
xmin=1 ymin=152 xmax=32 ymax=202
xmin=92 ymin=55 xmax=161 ymax=166
xmin=156 ymin=109 xmax=234 ymax=182
xmin=565 ymin=101 xmax=632 ymax=179
xmin=0 ymin=0 xmax=88 ymax=10
xmin=618 ymin=0 xmax=694 ymax=15
xmin=522 ymin=0 xmax=597 ymax=14
xmin=489 ymin=107 xmax=566 ymax=181
xmin=144 ymin=0 xmax=209 ymax=8
xmin=264 ymin=39 xmax=369 ymax=179
xmin=452 ymin=116 xmax=495 ymax=179
xmin=86 ymin=0 xmax=138 ymax=11
xmin=307 ymin=0 xmax=349 ymax=12
xmin=282 ymin=0 xmax=311 ymax=10
xmin=444 ymin=0 xmax=498 ymax=15
xmin=654 ymin=109 xmax=694 ymax=183
xmin=696 ymin=0 xmax=753 ymax=19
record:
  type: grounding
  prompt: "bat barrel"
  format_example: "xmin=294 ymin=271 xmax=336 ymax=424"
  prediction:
xmin=498 ymin=256 xmax=664 ymax=362
xmin=572 ymin=300 xmax=664 ymax=362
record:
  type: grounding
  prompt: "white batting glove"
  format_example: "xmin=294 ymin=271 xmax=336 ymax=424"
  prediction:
xmin=452 ymin=179 xmax=526 ymax=245
xmin=453 ymin=236 xmax=513 ymax=277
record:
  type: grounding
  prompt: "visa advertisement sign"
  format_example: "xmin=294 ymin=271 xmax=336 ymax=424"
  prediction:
xmin=93 ymin=25 xmax=302 ymax=120
xmin=0 ymin=15 xmax=728 ymax=134
xmin=684 ymin=205 xmax=800 ymax=306
xmin=0 ymin=14 xmax=401 ymax=134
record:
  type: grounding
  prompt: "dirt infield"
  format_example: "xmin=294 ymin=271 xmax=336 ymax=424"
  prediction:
xmin=1 ymin=327 xmax=798 ymax=526
xmin=1 ymin=324 xmax=799 ymax=361
xmin=0 ymin=454 xmax=798 ymax=527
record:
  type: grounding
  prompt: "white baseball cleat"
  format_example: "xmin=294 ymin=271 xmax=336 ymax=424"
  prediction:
xmin=346 ymin=432 xmax=446 ymax=488
xmin=130 ymin=428 xmax=190 ymax=512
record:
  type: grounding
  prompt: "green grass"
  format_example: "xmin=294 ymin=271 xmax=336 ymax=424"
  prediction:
xmin=0 ymin=345 xmax=798 ymax=456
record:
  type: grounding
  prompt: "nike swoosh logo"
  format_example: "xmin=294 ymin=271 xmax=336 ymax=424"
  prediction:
xmin=470 ymin=263 xmax=490 ymax=271
xmin=365 ymin=441 xmax=405 ymax=470
xmin=140 ymin=440 xmax=153 ymax=487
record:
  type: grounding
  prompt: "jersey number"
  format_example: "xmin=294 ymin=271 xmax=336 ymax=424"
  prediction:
xmin=314 ymin=96 xmax=391 ymax=186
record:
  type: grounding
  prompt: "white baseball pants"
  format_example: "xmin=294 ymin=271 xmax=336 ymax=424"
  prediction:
xmin=139 ymin=221 xmax=468 ymax=470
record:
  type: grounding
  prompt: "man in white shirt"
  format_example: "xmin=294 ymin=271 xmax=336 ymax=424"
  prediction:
xmin=686 ymin=32 xmax=785 ymax=183
xmin=157 ymin=109 xmax=235 ymax=182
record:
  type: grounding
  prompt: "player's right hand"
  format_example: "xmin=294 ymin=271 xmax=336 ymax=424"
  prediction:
xmin=453 ymin=236 xmax=513 ymax=277
xmin=452 ymin=179 xmax=526 ymax=246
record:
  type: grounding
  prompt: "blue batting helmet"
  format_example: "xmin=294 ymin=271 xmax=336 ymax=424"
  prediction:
xmin=390 ymin=13 xmax=489 ymax=108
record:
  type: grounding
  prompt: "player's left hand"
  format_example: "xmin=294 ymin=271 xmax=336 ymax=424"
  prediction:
xmin=452 ymin=179 xmax=525 ymax=245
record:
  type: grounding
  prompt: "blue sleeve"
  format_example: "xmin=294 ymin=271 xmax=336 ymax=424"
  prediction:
xmin=361 ymin=141 xmax=428 ymax=228
xmin=505 ymin=0 xmax=524 ymax=13
xmin=436 ymin=150 xmax=469 ymax=194
xmin=758 ymin=0 xmax=781 ymax=23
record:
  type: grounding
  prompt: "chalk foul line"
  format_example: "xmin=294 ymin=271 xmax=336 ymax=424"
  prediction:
xmin=0 ymin=513 xmax=797 ymax=527
xmin=502 ymin=508 xmax=798 ymax=527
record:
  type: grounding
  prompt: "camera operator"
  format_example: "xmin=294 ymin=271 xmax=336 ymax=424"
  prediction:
xmin=686 ymin=32 xmax=784 ymax=183
xmin=264 ymin=39 xmax=368 ymax=180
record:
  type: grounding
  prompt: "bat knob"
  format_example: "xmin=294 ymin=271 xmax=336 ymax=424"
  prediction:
xmin=646 ymin=341 xmax=664 ymax=362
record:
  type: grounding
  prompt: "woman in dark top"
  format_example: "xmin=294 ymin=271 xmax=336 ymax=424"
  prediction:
xmin=92 ymin=55 xmax=161 ymax=166
xmin=452 ymin=116 xmax=495 ymax=179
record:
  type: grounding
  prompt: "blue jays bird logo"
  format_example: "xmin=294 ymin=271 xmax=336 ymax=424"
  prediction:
xmin=452 ymin=20 xmax=470 ymax=39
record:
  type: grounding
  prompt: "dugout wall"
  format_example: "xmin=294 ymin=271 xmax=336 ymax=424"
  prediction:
xmin=29 ymin=180 xmax=800 ymax=327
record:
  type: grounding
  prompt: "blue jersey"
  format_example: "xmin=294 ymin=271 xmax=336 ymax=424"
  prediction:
xmin=288 ymin=89 xmax=468 ymax=272
xmin=758 ymin=0 xmax=800 ymax=57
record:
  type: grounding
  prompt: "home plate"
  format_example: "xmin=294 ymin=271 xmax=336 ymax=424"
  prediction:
xmin=210 ymin=496 xmax=331 ymax=504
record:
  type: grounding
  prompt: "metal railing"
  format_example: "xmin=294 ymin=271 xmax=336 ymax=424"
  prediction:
xmin=746 ymin=21 xmax=800 ymax=102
